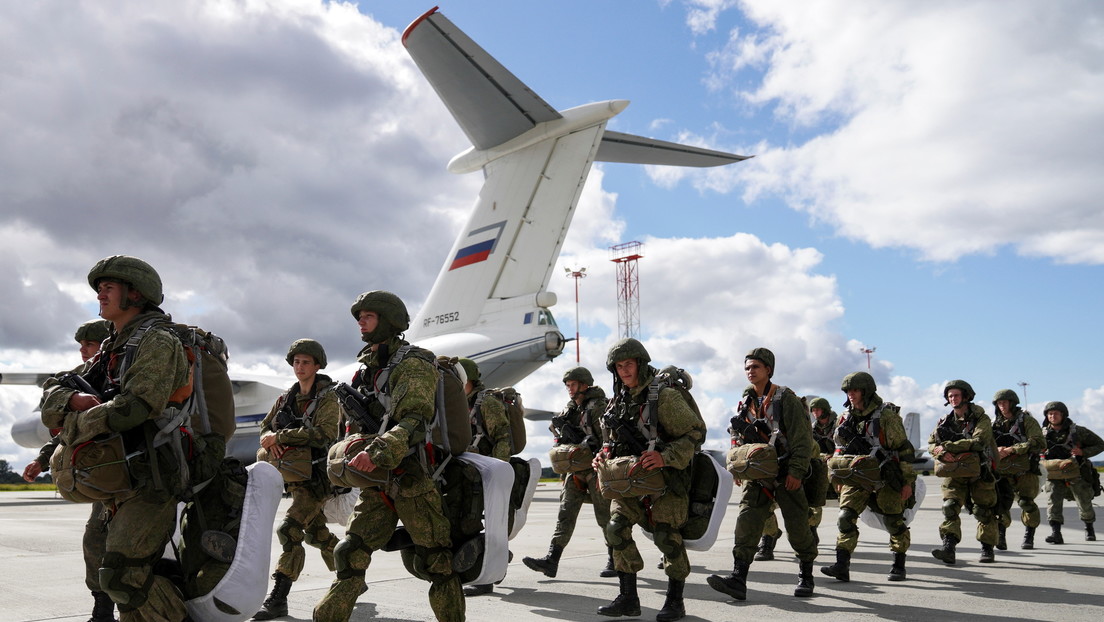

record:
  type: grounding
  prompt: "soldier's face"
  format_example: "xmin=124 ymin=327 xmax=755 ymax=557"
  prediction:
xmin=744 ymin=360 xmax=770 ymax=386
xmin=96 ymin=281 xmax=140 ymax=323
xmin=812 ymin=407 xmax=826 ymax=420
xmin=78 ymin=340 xmax=102 ymax=362
xmin=357 ymin=310 xmax=379 ymax=336
xmin=615 ymin=359 xmax=639 ymax=389
xmin=1046 ymin=409 xmax=1065 ymax=425
xmin=565 ymin=380 xmax=587 ymax=399
xmin=292 ymin=354 xmax=321 ymax=382
xmin=996 ymin=400 xmax=1014 ymax=417
xmin=946 ymin=388 xmax=965 ymax=408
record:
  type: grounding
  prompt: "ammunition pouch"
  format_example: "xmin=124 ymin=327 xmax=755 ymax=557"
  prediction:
xmin=934 ymin=452 xmax=981 ymax=479
xmin=1043 ymin=458 xmax=1080 ymax=480
xmin=257 ymin=444 xmax=315 ymax=483
xmin=725 ymin=443 xmax=778 ymax=481
xmin=51 ymin=433 xmax=134 ymax=502
xmin=326 ymin=434 xmax=391 ymax=490
xmin=828 ymin=454 xmax=882 ymax=492
xmin=596 ymin=455 xmax=666 ymax=500
xmin=995 ymin=451 xmax=1031 ymax=477
xmin=548 ymin=443 xmax=595 ymax=474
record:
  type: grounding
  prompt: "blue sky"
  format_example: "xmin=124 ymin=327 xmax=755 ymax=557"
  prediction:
xmin=2 ymin=0 xmax=1102 ymax=463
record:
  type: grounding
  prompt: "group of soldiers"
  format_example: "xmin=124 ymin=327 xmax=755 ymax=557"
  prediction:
xmin=25 ymin=254 xmax=1103 ymax=622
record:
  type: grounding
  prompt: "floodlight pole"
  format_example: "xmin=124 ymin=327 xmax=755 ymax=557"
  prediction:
xmin=860 ymin=346 xmax=877 ymax=370
xmin=1017 ymin=381 xmax=1029 ymax=403
xmin=565 ymin=266 xmax=587 ymax=363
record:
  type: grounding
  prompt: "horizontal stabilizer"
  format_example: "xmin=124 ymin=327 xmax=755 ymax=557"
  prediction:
xmin=0 ymin=372 xmax=52 ymax=387
xmin=403 ymin=9 xmax=561 ymax=150
xmin=596 ymin=130 xmax=750 ymax=167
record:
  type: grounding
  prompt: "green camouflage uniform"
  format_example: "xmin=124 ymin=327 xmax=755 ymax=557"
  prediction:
xmin=730 ymin=384 xmax=819 ymax=564
xmin=833 ymin=396 xmax=916 ymax=554
xmin=993 ymin=409 xmax=1046 ymax=529
xmin=469 ymin=387 xmax=511 ymax=460
xmin=40 ymin=311 xmax=190 ymax=622
xmin=805 ymin=409 xmax=838 ymax=528
xmin=550 ymin=386 xmax=611 ymax=548
xmin=1044 ymin=418 xmax=1104 ymax=524
xmin=261 ymin=375 xmax=341 ymax=581
xmin=929 ymin=403 xmax=999 ymax=545
xmin=602 ymin=369 xmax=706 ymax=580
xmin=314 ymin=338 xmax=463 ymax=622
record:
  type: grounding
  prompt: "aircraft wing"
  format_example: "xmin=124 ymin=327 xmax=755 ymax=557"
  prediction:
xmin=524 ymin=408 xmax=555 ymax=422
xmin=403 ymin=8 xmax=562 ymax=151
xmin=0 ymin=372 xmax=54 ymax=387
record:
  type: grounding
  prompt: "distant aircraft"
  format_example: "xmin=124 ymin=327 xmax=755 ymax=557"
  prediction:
xmin=7 ymin=7 xmax=749 ymax=463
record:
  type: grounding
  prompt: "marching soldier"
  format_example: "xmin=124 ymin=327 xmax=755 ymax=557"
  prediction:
xmin=990 ymin=389 xmax=1046 ymax=550
xmin=1041 ymin=401 xmax=1103 ymax=544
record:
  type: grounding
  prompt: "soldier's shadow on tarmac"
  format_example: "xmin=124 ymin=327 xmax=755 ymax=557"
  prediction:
xmin=490 ymin=577 xmax=712 ymax=622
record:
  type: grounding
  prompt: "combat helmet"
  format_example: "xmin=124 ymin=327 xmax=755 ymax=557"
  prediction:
xmin=562 ymin=366 xmax=594 ymax=386
xmin=809 ymin=396 xmax=833 ymax=415
xmin=350 ymin=290 xmax=410 ymax=344
xmin=87 ymin=255 xmax=164 ymax=308
xmin=286 ymin=338 xmax=327 ymax=368
xmin=943 ymin=379 xmax=976 ymax=404
xmin=74 ymin=319 xmax=111 ymax=344
xmin=606 ymin=338 xmax=651 ymax=372
xmin=1043 ymin=401 xmax=1069 ymax=419
xmin=458 ymin=358 xmax=480 ymax=386
xmin=991 ymin=389 xmax=1019 ymax=407
xmin=744 ymin=347 xmax=775 ymax=377
xmin=841 ymin=371 xmax=877 ymax=395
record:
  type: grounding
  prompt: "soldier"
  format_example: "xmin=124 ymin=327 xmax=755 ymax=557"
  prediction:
xmin=809 ymin=396 xmax=839 ymax=538
xmin=707 ymin=348 xmax=817 ymax=601
xmin=1041 ymin=401 xmax=1103 ymax=544
xmin=820 ymin=372 xmax=915 ymax=582
xmin=313 ymin=291 xmax=464 ymax=622
xmin=929 ymin=379 xmax=999 ymax=564
xmin=458 ymin=357 xmax=511 ymax=597
xmin=40 ymin=256 xmax=191 ymax=621
xmin=253 ymin=339 xmax=341 ymax=620
xmin=593 ymin=338 xmax=705 ymax=621
xmin=22 ymin=319 xmax=115 ymax=622
xmin=990 ymin=389 xmax=1046 ymax=550
xmin=523 ymin=366 xmax=614 ymax=579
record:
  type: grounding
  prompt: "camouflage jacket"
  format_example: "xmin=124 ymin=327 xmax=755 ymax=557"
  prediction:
xmin=603 ymin=368 xmax=705 ymax=472
xmin=552 ymin=386 xmax=608 ymax=453
xmin=350 ymin=338 xmax=438 ymax=473
xmin=811 ymin=411 xmax=837 ymax=455
xmin=40 ymin=311 xmax=189 ymax=447
xmin=929 ymin=403 xmax=995 ymax=460
xmin=1044 ymin=418 xmax=1104 ymax=460
xmin=836 ymin=395 xmax=912 ymax=459
xmin=469 ymin=386 xmax=511 ymax=460
xmin=261 ymin=374 xmax=340 ymax=451
xmin=733 ymin=383 xmax=816 ymax=479
xmin=992 ymin=408 xmax=1046 ymax=457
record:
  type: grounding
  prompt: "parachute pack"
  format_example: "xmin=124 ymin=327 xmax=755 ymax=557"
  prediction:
xmin=472 ymin=387 xmax=527 ymax=455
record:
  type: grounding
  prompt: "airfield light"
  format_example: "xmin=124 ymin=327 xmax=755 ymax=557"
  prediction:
xmin=859 ymin=346 xmax=877 ymax=370
xmin=1017 ymin=381 xmax=1029 ymax=403
xmin=564 ymin=266 xmax=587 ymax=363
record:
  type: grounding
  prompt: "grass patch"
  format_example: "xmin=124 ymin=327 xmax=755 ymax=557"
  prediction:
xmin=0 ymin=483 xmax=56 ymax=492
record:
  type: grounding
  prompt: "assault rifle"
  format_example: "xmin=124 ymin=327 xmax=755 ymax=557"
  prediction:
xmin=602 ymin=411 xmax=648 ymax=457
xmin=272 ymin=402 xmax=302 ymax=432
xmin=835 ymin=423 xmax=873 ymax=456
xmin=56 ymin=371 xmax=119 ymax=402
xmin=729 ymin=416 xmax=771 ymax=446
xmin=551 ymin=412 xmax=587 ymax=445
xmin=933 ymin=424 xmax=967 ymax=444
xmin=333 ymin=383 xmax=382 ymax=435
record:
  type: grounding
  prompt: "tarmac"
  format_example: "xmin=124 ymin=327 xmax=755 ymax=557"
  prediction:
xmin=2 ymin=475 xmax=1102 ymax=622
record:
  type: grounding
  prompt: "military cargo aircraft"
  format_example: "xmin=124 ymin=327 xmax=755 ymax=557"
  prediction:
xmin=6 ymin=7 xmax=748 ymax=463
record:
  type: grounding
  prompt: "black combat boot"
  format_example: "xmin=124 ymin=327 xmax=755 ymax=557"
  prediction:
xmin=1045 ymin=520 xmax=1064 ymax=544
xmin=597 ymin=571 xmax=640 ymax=617
xmin=754 ymin=535 xmax=776 ymax=561
xmin=1086 ymin=521 xmax=1096 ymax=541
xmin=253 ymin=572 xmax=293 ymax=620
xmin=89 ymin=590 xmax=117 ymax=622
xmin=820 ymin=548 xmax=850 ymax=582
xmin=979 ymin=543 xmax=995 ymax=563
xmin=996 ymin=524 xmax=1007 ymax=550
xmin=888 ymin=552 xmax=906 ymax=582
xmin=794 ymin=561 xmax=815 ymax=597
xmin=931 ymin=534 xmax=957 ymax=565
xmin=522 ymin=543 xmax=564 ymax=578
xmin=600 ymin=547 xmax=617 ymax=578
xmin=656 ymin=577 xmax=686 ymax=621
xmin=1022 ymin=526 xmax=1036 ymax=550
xmin=706 ymin=559 xmax=749 ymax=601
xmin=463 ymin=583 xmax=493 ymax=596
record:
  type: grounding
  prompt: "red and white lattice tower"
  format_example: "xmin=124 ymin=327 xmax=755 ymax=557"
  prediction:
xmin=610 ymin=241 xmax=644 ymax=339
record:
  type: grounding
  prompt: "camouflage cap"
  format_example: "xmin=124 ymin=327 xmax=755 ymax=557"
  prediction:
xmin=74 ymin=319 xmax=111 ymax=344
xmin=1043 ymin=401 xmax=1069 ymax=418
xmin=606 ymin=338 xmax=651 ymax=373
xmin=992 ymin=388 xmax=1019 ymax=406
xmin=286 ymin=338 xmax=327 ymax=368
xmin=458 ymin=357 xmax=480 ymax=385
xmin=87 ymin=255 xmax=164 ymax=306
xmin=562 ymin=366 xmax=594 ymax=385
xmin=744 ymin=347 xmax=775 ymax=377
xmin=943 ymin=379 xmax=976 ymax=403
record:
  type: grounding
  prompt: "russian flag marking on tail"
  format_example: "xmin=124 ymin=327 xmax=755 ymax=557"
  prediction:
xmin=449 ymin=220 xmax=507 ymax=271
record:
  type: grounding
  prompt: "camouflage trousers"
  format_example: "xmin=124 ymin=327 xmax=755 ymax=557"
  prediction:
xmin=939 ymin=476 xmax=998 ymax=545
xmin=607 ymin=490 xmax=690 ymax=580
xmin=101 ymin=492 xmax=185 ymax=622
xmin=996 ymin=473 xmax=1041 ymax=528
xmin=732 ymin=482 xmax=817 ymax=563
xmin=836 ymin=484 xmax=910 ymax=553
xmin=84 ymin=501 xmax=110 ymax=592
xmin=314 ymin=478 xmax=463 ymax=622
xmin=761 ymin=501 xmax=822 ymax=540
xmin=1046 ymin=477 xmax=1096 ymax=524
xmin=276 ymin=483 xmax=339 ymax=581
xmin=551 ymin=469 xmax=611 ymax=549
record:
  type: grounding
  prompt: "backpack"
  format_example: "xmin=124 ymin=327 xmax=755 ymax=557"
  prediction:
xmin=474 ymin=387 xmax=527 ymax=455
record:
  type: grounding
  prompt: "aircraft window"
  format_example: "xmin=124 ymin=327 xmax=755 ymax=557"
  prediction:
xmin=524 ymin=312 xmax=534 ymax=325
xmin=538 ymin=310 xmax=557 ymax=326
